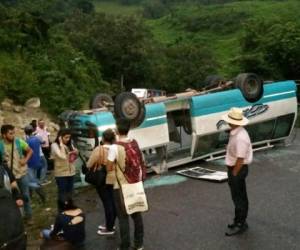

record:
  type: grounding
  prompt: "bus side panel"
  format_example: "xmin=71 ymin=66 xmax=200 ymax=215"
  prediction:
xmin=190 ymin=81 xmax=297 ymax=157
xmin=129 ymin=103 xmax=169 ymax=149
xmin=190 ymin=81 xmax=297 ymax=135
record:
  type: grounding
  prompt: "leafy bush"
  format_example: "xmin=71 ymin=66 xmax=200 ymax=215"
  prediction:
xmin=147 ymin=43 xmax=217 ymax=92
xmin=142 ymin=0 xmax=169 ymax=19
xmin=236 ymin=19 xmax=300 ymax=80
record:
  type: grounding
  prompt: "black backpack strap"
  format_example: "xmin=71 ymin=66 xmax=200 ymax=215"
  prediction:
xmin=0 ymin=164 xmax=4 ymax=189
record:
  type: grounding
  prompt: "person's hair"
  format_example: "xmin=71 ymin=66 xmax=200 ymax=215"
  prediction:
xmin=102 ymin=129 xmax=116 ymax=144
xmin=1 ymin=124 xmax=15 ymax=135
xmin=54 ymin=128 xmax=73 ymax=150
xmin=24 ymin=125 xmax=34 ymax=136
xmin=116 ymin=118 xmax=131 ymax=136
xmin=30 ymin=120 xmax=37 ymax=130
xmin=58 ymin=199 xmax=78 ymax=211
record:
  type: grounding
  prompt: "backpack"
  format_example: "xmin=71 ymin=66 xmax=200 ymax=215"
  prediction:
xmin=116 ymin=139 xmax=146 ymax=183
xmin=0 ymin=164 xmax=11 ymax=199
xmin=0 ymin=138 xmax=23 ymax=161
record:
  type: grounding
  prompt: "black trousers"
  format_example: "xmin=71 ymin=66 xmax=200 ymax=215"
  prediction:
xmin=227 ymin=165 xmax=249 ymax=224
xmin=96 ymin=184 xmax=116 ymax=231
xmin=114 ymin=190 xmax=144 ymax=250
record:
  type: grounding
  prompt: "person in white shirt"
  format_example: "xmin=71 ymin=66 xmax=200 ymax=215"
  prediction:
xmin=222 ymin=107 xmax=253 ymax=236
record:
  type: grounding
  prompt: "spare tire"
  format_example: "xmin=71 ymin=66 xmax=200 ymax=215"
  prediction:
xmin=235 ymin=73 xmax=263 ymax=103
xmin=130 ymin=103 xmax=146 ymax=128
xmin=114 ymin=92 xmax=143 ymax=124
xmin=89 ymin=93 xmax=113 ymax=109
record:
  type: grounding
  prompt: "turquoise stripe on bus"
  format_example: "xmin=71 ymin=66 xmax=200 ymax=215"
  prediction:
xmin=190 ymin=81 xmax=296 ymax=117
xmin=78 ymin=111 xmax=115 ymax=126
xmin=137 ymin=103 xmax=167 ymax=129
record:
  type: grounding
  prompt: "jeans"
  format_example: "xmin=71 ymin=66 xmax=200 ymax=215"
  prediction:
xmin=27 ymin=168 xmax=45 ymax=203
xmin=114 ymin=190 xmax=144 ymax=250
xmin=17 ymin=175 xmax=32 ymax=218
xmin=96 ymin=184 xmax=116 ymax=231
xmin=28 ymin=168 xmax=41 ymax=187
xmin=227 ymin=165 xmax=249 ymax=224
xmin=39 ymin=156 xmax=48 ymax=182
xmin=55 ymin=176 xmax=74 ymax=209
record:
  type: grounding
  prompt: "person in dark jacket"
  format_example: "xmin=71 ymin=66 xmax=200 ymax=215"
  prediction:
xmin=0 ymin=160 xmax=26 ymax=250
xmin=41 ymin=199 xmax=85 ymax=248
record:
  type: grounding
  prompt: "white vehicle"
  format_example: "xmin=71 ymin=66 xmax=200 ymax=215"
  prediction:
xmin=60 ymin=73 xmax=298 ymax=174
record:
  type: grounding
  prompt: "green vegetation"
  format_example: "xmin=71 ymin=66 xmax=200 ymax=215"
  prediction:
xmin=1 ymin=0 xmax=300 ymax=116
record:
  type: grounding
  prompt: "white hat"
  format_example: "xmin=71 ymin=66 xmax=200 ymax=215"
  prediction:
xmin=222 ymin=107 xmax=249 ymax=126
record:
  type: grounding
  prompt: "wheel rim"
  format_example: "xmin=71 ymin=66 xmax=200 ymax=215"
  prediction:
xmin=245 ymin=78 xmax=259 ymax=95
xmin=121 ymin=99 xmax=139 ymax=119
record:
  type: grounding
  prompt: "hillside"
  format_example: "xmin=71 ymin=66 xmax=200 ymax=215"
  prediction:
xmin=1 ymin=0 xmax=300 ymax=116
xmin=94 ymin=0 xmax=300 ymax=78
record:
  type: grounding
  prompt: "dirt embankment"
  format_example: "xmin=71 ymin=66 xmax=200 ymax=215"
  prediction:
xmin=0 ymin=97 xmax=59 ymax=139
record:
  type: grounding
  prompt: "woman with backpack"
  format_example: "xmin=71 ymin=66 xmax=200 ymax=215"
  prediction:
xmin=51 ymin=129 xmax=77 ymax=211
xmin=87 ymin=128 xmax=117 ymax=236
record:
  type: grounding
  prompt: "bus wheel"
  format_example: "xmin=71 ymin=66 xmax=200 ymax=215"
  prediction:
xmin=235 ymin=73 xmax=263 ymax=102
xmin=89 ymin=93 xmax=113 ymax=109
xmin=114 ymin=92 xmax=143 ymax=126
xmin=130 ymin=102 xmax=146 ymax=128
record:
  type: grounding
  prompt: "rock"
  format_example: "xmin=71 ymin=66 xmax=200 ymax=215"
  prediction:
xmin=49 ymin=122 xmax=60 ymax=132
xmin=25 ymin=98 xmax=40 ymax=108
xmin=1 ymin=98 xmax=14 ymax=111
xmin=3 ymin=115 xmax=23 ymax=127
xmin=13 ymin=106 xmax=24 ymax=113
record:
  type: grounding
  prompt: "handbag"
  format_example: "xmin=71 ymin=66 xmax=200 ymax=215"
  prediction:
xmin=85 ymin=167 xmax=106 ymax=187
xmin=84 ymin=146 xmax=107 ymax=187
xmin=116 ymin=162 xmax=148 ymax=215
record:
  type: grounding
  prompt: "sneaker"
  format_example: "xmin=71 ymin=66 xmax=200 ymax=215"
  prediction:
xmin=227 ymin=222 xmax=237 ymax=229
xmin=133 ymin=247 xmax=144 ymax=250
xmin=225 ymin=222 xmax=248 ymax=236
xmin=98 ymin=224 xmax=116 ymax=230
xmin=97 ymin=228 xmax=115 ymax=236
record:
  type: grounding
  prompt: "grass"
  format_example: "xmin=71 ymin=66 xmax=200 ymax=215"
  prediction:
xmin=93 ymin=0 xmax=142 ymax=16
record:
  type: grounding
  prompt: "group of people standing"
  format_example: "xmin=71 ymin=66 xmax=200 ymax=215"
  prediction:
xmin=85 ymin=118 xmax=146 ymax=250
xmin=0 ymin=119 xmax=52 ymax=249
xmin=43 ymin=117 xmax=146 ymax=250
xmin=0 ymin=119 xmax=51 ymax=223
xmin=1 ymin=107 xmax=252 ymax=249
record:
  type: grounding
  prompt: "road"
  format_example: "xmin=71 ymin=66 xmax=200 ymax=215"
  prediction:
xmin=42 ymin=132 xmax=300 ymax=250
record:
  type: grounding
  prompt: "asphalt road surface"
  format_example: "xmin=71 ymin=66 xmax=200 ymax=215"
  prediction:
xmin=41 ymin=132 xmax=300 ymax=250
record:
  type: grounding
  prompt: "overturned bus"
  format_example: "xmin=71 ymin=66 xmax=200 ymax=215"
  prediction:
xmin=60 ymin=73 xmax=298 ymax=174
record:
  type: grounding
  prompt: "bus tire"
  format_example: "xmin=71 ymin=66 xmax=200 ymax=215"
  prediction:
xmin=235 ymin=73 xmax=263 ymax=102
xmin=130 ymin=103 xmax=146 ymax=128
xmin=114 ymin=92 xmax=143 ymax=124
xmin=89 ymin=93 xmax=113 ymax=109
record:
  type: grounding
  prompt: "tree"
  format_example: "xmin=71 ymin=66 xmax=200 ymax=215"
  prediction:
xmin=64 ymin=13 xmax=153 ymax=91
xmin=148 ymin=44 xmax=217 ymax=92
xmin=236 ymin=19 xmax=300 ymax=80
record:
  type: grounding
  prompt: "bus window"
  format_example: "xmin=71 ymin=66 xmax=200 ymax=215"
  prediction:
xmin=193 ymin=131 xmax=229 ymax=157
xmin=246 ymin=119 xmax=275 ymax=143
xmin=272 ymin=113 xmax=295 ymax=139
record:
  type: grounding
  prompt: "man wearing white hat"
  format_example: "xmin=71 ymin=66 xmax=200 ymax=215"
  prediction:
xmin=222 ymin=107 xmax=253 ymax=236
